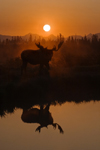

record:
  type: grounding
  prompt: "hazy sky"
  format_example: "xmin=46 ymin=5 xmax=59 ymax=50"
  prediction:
xmin=0 ymin=0 xmax=100 ymax=36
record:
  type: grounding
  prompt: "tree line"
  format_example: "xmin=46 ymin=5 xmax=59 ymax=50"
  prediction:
xmin=0 ymin=34 xmax=100 ymax=66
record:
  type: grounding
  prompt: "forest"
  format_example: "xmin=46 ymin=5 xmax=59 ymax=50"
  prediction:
xmin=0 ymin=34 xmax=100 ymax=80
xmin=0 ymin=34 xmax=100 ymax=64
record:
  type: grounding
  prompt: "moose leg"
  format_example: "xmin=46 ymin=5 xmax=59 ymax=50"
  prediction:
xmin=40 ymin=105 xmax=43 ymax=110
xmin=45 ymin=103 xmax=50 ymax=111
xmin=44 ymin=63 xmax=50 ymax=76
xmin=21 ymin=61 xmax=27 ymax=75
xmin=45 ymin=63 xmax=50 ymax=70
xmin=39 ymin=64 xmax=43 ymax=75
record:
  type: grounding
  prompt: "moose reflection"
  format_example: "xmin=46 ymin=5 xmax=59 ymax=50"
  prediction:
xmin=21 ymin=104 xmax=64 ymax=133
xmin=21 ymin=41 xmax=63 ymax=74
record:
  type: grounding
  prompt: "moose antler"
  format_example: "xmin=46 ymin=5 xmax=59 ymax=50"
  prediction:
xmin=57 ymin=41 xmax=64 ymax=50
xmin=35 ymin=42 xmax=48 ymax=51
xmin=35 ymin=42 xmax=44 ymax=49
xmin=52 ymin=123 xmax=64 ymax=133
xmin=35 ymin=41 xmax=63 ymax=51
xmin=35 ymin=125 xmax=42 ymax=133
xmin=52 ymin=41 xmax=64 ymax=51
xmin=35 ymin=123 xmax=64 ymax=133
xmin=52 ymin=45 xmax=56 ymax=51
xmin=35 ymin=125 xmax=48 ymax=133
xmin=52 ymin=123 xmax=57 ymax=129
xmin=58 ymin=41 xmax=64 ymax=49
xmin=57 ymin=124 xmax=64 ymax=133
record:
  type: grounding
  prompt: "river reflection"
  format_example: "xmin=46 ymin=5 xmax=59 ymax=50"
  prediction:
xmin=21 ymin=104 xmax=64 ymax=133
xmin=0 ymin=101 xmax=100 ymax=150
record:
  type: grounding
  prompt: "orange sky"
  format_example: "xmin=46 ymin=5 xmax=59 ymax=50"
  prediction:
xmin=0 ymin=0 xmax=100 ymax=37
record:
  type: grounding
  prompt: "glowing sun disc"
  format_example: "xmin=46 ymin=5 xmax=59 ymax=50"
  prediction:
xmin=43 ymin=24 xmax=51 ymax=32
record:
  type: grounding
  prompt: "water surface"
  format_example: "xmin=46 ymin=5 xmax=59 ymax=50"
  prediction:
xmin=0 ymin=101 xmax=100 ymax=150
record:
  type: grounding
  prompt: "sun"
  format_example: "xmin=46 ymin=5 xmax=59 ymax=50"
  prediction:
xmin=43 ymin=24 xmax=51 ymax=32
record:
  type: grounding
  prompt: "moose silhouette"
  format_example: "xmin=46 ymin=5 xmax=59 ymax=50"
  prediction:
xmin=21 ymin=104 xmax=64 ymax=133
xmin=21 ymin=41 xmax=63 ymax=74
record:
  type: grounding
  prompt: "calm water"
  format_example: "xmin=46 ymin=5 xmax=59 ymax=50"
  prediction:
xmin=0 ymin=101 xmax=100 ymax=150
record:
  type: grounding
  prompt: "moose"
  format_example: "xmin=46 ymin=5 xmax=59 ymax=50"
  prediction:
xmin=21 ymin=104 xmax=64 ymax=133
xmin=21 ymin=41 xmax=63 ymax=74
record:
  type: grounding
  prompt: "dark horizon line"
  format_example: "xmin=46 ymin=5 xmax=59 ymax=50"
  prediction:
xmin=0 ymin=32 xmax=100 ymax=38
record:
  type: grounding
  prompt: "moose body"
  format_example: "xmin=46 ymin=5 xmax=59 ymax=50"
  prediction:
xmin=21 ymin=107 xmax=53 ymax=125
xmin=21 ymin=104 xmax=64 ymax=133
xmin=21 ymin=41 xmax=63 ymax=74
xmin=21 ymin=49 xmax=53 ymax=71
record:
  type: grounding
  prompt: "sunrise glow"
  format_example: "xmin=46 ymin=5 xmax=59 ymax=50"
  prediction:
xmin=0 ymin=1 xmax=100 ymax=37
